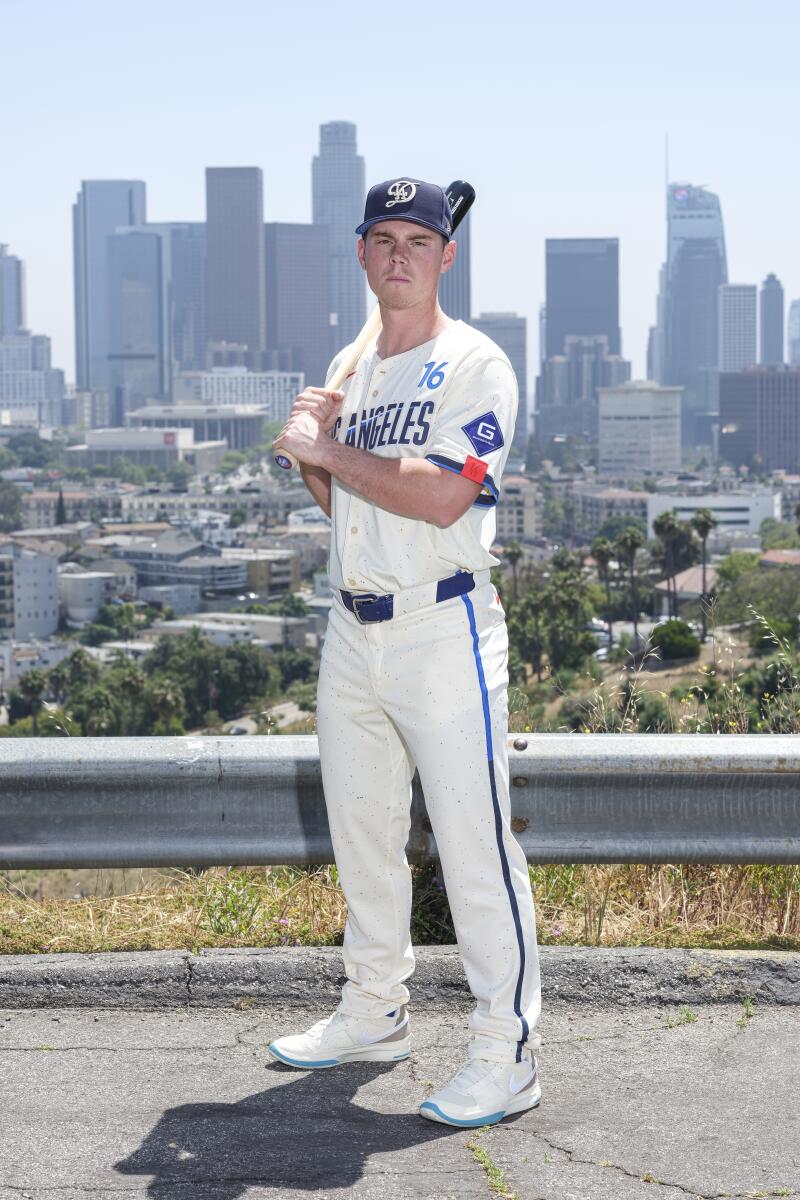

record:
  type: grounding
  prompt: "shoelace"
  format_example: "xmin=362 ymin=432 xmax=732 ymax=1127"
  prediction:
xmin=448 ymin=1058 xmax=506 ymax=1090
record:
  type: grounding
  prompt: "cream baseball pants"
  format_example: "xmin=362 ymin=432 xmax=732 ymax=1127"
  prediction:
xmin=316 ymin=578 xmax=541 ymax=1064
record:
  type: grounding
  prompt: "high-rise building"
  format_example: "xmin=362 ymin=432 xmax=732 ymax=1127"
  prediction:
xmin=719 ymin=367 xmax=800 ymax=472
xmin=536 ymin=335 xmax=630 ymax=441
xmin=656 ymin=183 xmax=728 ymax=448
xmin=0 ymin=333 xmax=64 ymax=426
xmin=312 ymin=121 xmax=365 ymax=352
xmin=536 ymin=238 xmax=626 ymax=442
xmin=73 ymin=180 xmax=147 ymax=391
xmin=760 ymin=273 xmax=784 ymax=365
xmin=168 ymin=223 xmax=207 ymax=373
xmin=205 ymin=167 xmax=265 ymax=355
xmin=0 ymin=542 xmax=59 ymax=639
xmin=544 ymin=238 xmax=620 ymax=359
xmin=788 ymin=300 xmax=800 ymax=367
xmin=473 ymin=312 xmax=527 ymax=442
xmin=718 ymin=284 xmax=757 ymax=371
xmin=264 ymin=223 xmax=331 ymax=388
xmin=106 ymin=229 xmax=168 ymax=425
xmin=439 ymin=212 xmax=471 ymax=322
xmin=597 ymin=382 xmax=682 ymax=476
xmin=0 ymin=245 xmax=25 ymax=335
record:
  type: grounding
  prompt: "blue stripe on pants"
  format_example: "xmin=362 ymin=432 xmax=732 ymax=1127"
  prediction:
xmin=461 ymin=593 xmax=529 ymax=1063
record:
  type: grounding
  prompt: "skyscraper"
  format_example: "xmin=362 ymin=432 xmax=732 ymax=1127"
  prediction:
xmin=168 ymin=223 xmax=207 ymax=373
xmin=205 ymin=167 xmax=266 ymax=355
xmin=658 ymin=183 xmax=728 ymax=447
xmin=718 ymin=284 xmax=757 ymax=370
xmin=312 ymin=121 xmax=365 ymax=351
xmin=106 ymin=229 xmax=167 ymax=425
xmin=439 ymin=212 xmax=471 ymax=322
xmin=544 ymin=238 xmax=620 ymax=359
xmin=264 ymin=223 xmax=331 ymax=388
xmin=760 ymin=273 xmax=784 ymax=365
xmin=0 ymin=245 xmax=25 ymax=335
xmin=720 ymin=368 xmax=800 ymax=472
xmin=473 ymin=312 xmax=527 ymax=442
xmin=788 ymin=300 xmax=800 ymax=367
xmin=73 ymin=180 xmax=147 ymax=391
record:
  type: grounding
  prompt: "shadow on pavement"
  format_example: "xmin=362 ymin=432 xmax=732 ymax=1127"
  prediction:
xmin=114 ymin=1060 xmax=461 ymax=1197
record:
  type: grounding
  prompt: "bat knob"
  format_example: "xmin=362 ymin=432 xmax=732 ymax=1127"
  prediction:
xmin=273 ymin=450 xmax=296 ymax=471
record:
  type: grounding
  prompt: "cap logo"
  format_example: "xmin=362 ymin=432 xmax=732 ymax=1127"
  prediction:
xmin=385 ymin=180 xmax=417 ymax=208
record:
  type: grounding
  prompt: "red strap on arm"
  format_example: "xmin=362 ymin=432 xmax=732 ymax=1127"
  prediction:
xmin=460 ymin=455 xmax=488 ymax=486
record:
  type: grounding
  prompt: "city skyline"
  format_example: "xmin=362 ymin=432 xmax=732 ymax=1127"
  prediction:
xmin=2 ymin=1 xmax=799 ymax=385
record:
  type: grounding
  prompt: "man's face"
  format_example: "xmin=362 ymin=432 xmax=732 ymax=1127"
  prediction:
xmin=357 ymin=220 xmax=456 ymax=311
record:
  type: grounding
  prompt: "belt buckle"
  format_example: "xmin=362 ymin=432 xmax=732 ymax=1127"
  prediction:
xmin=351 ymin=593 xmax=379 ymax=624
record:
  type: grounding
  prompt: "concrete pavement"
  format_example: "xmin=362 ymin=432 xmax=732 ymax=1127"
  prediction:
xmin=2 ymin=948 xmax=799 ymax=1199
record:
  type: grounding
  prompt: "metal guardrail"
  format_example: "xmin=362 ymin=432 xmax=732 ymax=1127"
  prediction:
xmin=2 ymin=734 xmax=800 ymax=869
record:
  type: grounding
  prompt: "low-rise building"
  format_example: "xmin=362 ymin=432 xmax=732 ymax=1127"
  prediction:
xmin=573 ymin=487 xmax=648 ymax=539
xmin=65 ymin=428 xmax=227 ymax=473
xmin=220 ymin=547 xmax=301 ymax=595
xmin=129 ymin=404 xmax=269 ymax=452
xmin=58 ymin=569 xmax=118 ymax=626
xmin=646 ymin=492 xmax=780 ymax=540
xmin=111 ymin=529 xmax=247 ymax=593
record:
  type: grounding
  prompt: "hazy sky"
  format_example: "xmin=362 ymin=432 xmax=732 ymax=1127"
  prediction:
xmin=2 ymin=0 xmax=798 ymax=385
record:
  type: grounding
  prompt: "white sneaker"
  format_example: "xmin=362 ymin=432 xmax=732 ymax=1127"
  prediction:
xmin=267 ymin=1005 xmax=410 ymax=1069
xmin=419 ymin=1053 xmax=541 ymax=1127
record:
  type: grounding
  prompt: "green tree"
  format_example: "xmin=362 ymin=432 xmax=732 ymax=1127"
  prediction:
xmin=111 ymin=457 xmax=148 ymax=486
xmin=614 ymin=526 xmax=646 ymax=643
xmin=266 ymin=593 xmax=309 ymax=618
xmin=55 ymin=488 xmax=67 ymax=525
xmin=653 ymin=510 xmax=682 ymax=619
xmin=504 ymin=540 xmax=523 ymax=604
xmin=229 ymin=508 xmax=247 ymax=529
xmin=7 ymin=432 xmax=61 ymax=469
xmin=220 ymin=451 xmax=247 ymax=477
xmin=0 ymin=480 xmax=23 ymax=532
xmin=760 ymin=517 xmax=800 ymax=550
xmin=590 ymin=536 xmax=615 ymax=647
xmin=167 ymin=461 xmax=193 ymax=490
xmin=690 ymin=507 xmax=718 ymax=642
xmin=18 ymin=668 xmax=47 ymax=735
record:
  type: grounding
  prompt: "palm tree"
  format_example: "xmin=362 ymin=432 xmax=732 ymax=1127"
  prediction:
xmin=591 ymin=536 xmax=615 ymax=647
xmin=613 ymin=527 xmax=646 ymax=645
xmin=148 ymin=679 xmax=185 ymax=732
xmin=653 ymin=510 xmax=682 ymax=619
xmin=504 ymin=541 xmax=523 ymax=605
xmin=18 ymin=668 xmax=47 ymax=735
xmin=690 ymin=507 xmax=718 ymax=643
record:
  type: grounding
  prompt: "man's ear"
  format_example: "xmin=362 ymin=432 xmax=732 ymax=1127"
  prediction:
xmin=440 ymin=240 xmax=457 ymax=276
xmin=357 ymin=236 xmax=367 ymax=271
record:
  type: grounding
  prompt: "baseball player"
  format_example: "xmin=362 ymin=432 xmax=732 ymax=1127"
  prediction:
xmin=269 ymin=178 xmax=542 ymax=1127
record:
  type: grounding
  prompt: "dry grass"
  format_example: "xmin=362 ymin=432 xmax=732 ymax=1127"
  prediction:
xmin=2 ymin=862 xmax=798 ymax=955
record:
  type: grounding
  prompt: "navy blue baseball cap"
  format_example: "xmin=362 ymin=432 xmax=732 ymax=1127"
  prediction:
xmin=355 ymin=178 xmax=453 ymax=240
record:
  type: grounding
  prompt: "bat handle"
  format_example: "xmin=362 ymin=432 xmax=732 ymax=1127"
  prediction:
xmin=273 ymin=447 xmax=298 ymax=471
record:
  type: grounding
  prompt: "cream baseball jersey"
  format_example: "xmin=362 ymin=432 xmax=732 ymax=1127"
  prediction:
xmin=325 ymin=319 xmax=518 ymax=594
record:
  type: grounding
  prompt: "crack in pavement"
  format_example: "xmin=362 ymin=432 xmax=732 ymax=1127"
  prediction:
xmin=498 ymin=1127 xmax=798 ymax=1200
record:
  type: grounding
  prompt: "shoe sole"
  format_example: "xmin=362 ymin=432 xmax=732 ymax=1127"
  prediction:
xmin=419 ymin=1086 xmax=541 ymax=1127
xmin=267 ymin=1038 xmax=412 ymax=1070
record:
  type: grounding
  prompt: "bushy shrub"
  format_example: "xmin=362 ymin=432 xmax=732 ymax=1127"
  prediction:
xmin=650 ymin=619 xmax=700 ymax=661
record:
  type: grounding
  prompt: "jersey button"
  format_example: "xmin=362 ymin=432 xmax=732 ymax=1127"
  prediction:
xmin=350 ymin=526 xmax=358 ymax=535
xmin=347 ymin=578 xmax=357 ymax=587
xmin=372 ymin=390 xmax=379 ymax=397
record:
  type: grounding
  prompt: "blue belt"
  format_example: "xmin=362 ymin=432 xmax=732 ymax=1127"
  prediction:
xmin=340 ymin=571 xmax=476 ymax=624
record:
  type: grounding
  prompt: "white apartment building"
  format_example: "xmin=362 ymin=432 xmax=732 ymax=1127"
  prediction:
xmin=174 ymin=369 xmax=304 ymax=424
xmin=598 ymin=382 xmax=682 ymax=476
xmin=718 ymin=284 xmax=757 ymax=371
xmin=58 ymin=569 xmax=118 ymax=626
xmin=495 ymin=475 xmax=539 ymax=541
xmin=646 ymin=491 xmax=780 ymax=539
xmin=0 ymin=541 xmax=59 ymax=638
